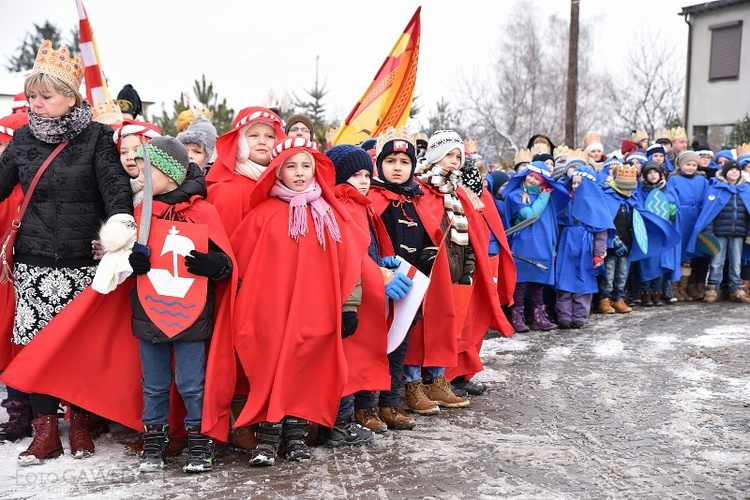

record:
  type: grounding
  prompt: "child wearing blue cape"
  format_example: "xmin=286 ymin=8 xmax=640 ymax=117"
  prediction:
xmin=687 ymin=159 xmax=750 ymax=304
xmin=632 ymin=162 xmax=681 ymax=306
xmin=503 ymin=161 xmax=568 ymax=332
xmin=667 ymin=151 xmax=708 ymax=301
xmin=555 ymin=165 xmax=613 ymax=328
xmin=485 ymin=169 xmax=510 ymax=255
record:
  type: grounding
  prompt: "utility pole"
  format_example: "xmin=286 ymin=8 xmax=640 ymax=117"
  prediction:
xmin=564 ymin=0 xmax=580 ymax=147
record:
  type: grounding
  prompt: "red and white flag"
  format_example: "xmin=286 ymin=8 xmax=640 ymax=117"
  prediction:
xmin=76 ymin=0 xmax=110 ymax=104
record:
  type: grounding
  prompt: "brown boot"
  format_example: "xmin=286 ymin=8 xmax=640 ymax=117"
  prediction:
xmin=378 ymin=406 xmax=416 ymax=430
xmin=69 ymin=407 xmax=95 ymax=459
xmin=695 ymin=283 xmax=708 ymax=299
xmin=404 ymin=381 xmax=440 ymax=415
xmin=612 ymin=298 xmax=632 ymax=313
xmin=424 ymin=374 xmax=470 ymax=408
xmin=704 ymin=285 xmax=718 ymax=304
xmin=354 ymin=407 xmax=387 ymax=433
xmin=599 ymin=298 xmax=615 ymax=314
xmin=676 ymin=275 xmax=693 ymax=302
xmin=730 ymin=287 xmax=750 ymax=304
xmin=229 ymin=395 xmax=258 ymax=452
xmin=18 ymin=415 xmax=63 ymax=466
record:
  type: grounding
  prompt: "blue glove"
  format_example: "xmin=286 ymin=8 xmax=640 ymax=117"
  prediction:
xmin=132 ymin=242 xmax=151 ymax=256
xmin=385 ymin=271 xmax=413 ymax=300
xmin=613 ymin=236 xmax=628 ymax=257
xmin=379 ymin=256 xmax=400 ymax=269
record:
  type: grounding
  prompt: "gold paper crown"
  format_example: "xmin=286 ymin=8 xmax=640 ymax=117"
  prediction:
xmin=553 ymin=144 xmax=570 ymax=159
xmin=582 ymin=132 xmax=602 ymax=149
xmin=92 ymin=100 xmax=124 ymax=125
xmin=668 ymin=126 xmax=687 ymax=141
xmin=464 ymin=138 xmax=478 ymax=154
xmin=176 ymin=108 xmax=214 ymax=132
xmin=654 ymin=128 xmax=671 ymax=142
xmin=737 ymin=142 xmax=750 ymax=157
xmin=630 ymin=129 xmax=648 ymax=143
xmin=375 ymin=126 xmax=416 ymax=158
xmin=32 ymin=40 xmax=84 ymax=90
xmin=566 ymin=148 xmax=589 ymax=164
xmin=514 ymin=148 xmax=532 ymax=166
xmin=615 ymin=163 xmax=639 ymax=180
xmin=530 ymin=142 xmax=550 ymax=155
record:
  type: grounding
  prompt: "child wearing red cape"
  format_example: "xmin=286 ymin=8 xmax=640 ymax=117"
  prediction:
xmin=230 ymin=137 xmax=369 ymax=466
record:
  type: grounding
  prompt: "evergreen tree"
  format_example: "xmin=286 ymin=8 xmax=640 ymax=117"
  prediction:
xmin=292 ymin=56 xmax=332 ymax=145
xmin=425 ymin=98 xmax=463 ymax=137
xmin=6 ymin=21 xmax=79 ymax=72
xmin=152 ymin=75 xmax=235 ymax=137
xmin=724 ymin=115 xmax=750 ymax=149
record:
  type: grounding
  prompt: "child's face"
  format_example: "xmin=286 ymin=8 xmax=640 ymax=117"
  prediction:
xmin=347 ymin=169 xmax=371 ymax=196
xmin=119 ymin=135 xmax=141 ymax=178
xmin=588 ymin=148 xmax=603 ymax=162
xmin=717 ymin=156 xmax=729 ymax=167
xmin=436 ymin=148 xmax=462 ymax=171
xmin=524 ymin=174 xmax=541 ymax=187
xmin=651 ymin=152 xmax=664 ymax=165
xmin=726 ymin=168 xmax=741 ymax=183
xmin=136 ymin=160 xmax=177 ymax=195
xmin=245 ymin=122 xmax=276 ymax=165
xmin=278 ymin=151 xmax=314 ymax=192
xmin=698 ymin=155 xmax=711 ymax=167
xmin=646 ymin=169 xmax=661 ymax=184
xmin=680 ymin=160 xmax=698 ymax=175
xmin=571 ymin=176 xmax=582 ymax=191
xmin=380 ymin=152 xmax=413 ymax=184
xmin=185 ymin=144 xmax=207 ymax=167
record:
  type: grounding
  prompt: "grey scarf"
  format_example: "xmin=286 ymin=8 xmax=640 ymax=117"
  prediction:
xmin=28 ymin=101 xmax=93 ymax=144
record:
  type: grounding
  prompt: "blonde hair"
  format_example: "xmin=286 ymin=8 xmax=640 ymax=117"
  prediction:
xmin=24 ymin=73 xmax=83 ymax=108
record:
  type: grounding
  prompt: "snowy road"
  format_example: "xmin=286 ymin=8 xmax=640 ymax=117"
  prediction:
xmin=2 ymin=302 xmax=750 ymax=499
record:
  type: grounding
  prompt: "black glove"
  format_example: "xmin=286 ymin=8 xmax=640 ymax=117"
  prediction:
xmin=458 ymin=273 xmax=473 ymax=285
xmin=129 ymin=251 xmax=151 ymax=276
xmin=417 ymin=246 xmax=439 ymax=275
xmin=184 ymin=250 xmax=231 ymax=280
xmin=341 ymin=311 xmax=359 ymax=339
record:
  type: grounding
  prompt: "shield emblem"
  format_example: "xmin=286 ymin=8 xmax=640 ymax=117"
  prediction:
xmin=632 ymin=209 xmax=648 ymax=254
xmin=645 ymin=189 xmax=669 ymax=220
xmin=137 ymin=219 xmax=209 ymax=338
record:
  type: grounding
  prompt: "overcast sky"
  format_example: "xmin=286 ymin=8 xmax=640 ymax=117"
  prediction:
xmin=1 ymin=0 xmax=691 ymax=128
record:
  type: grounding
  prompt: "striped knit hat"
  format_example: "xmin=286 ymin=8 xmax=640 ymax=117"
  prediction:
xmin=136 ymin=136 xmax=189 ymax=185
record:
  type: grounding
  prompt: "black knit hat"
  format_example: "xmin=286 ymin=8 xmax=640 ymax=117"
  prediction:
xmin=115 ymin=84 xmax=142 ymax=118
xmin=722 ymin=159 xmax=740 ymax=178
xmin=326 ymin=144 xmax=374 ymax=185
xmin=532 ymin=153 xmax=554 ymax=164
xmin=376 ymin=139 xmax=417 ymax=178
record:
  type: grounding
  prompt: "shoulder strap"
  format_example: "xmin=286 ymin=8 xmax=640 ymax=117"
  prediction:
xmin=12 ymin=142 xmax=68 ymax=227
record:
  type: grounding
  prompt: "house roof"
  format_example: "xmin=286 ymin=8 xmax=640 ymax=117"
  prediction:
xmin=680 ymin=0 xmax=750 ymax=16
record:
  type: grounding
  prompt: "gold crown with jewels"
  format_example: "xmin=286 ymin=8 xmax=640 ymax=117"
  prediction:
xmin=514 ymin=148 xmax=533 ymax=166
xmin=375 ymin=126 xmax=416 ymax=158
xmin=553 ymin=144 xmax=570 ymax=159
xmin=92 ymin=100 xmax=124 ymax=125
xmin=32 ymin=40 xmax=84 ymax=90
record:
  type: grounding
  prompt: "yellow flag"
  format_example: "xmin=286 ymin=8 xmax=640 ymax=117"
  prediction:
xmin=331 ymin=7 xmax=421 ymax=146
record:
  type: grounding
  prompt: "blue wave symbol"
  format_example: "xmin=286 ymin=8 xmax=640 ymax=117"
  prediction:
xmin=144 ymin=295 xmax=196 ymax=309
xmin=149 ymin=307 xmax=191 ymax=319
xmin=160 ymin=320 xmax=184 ymax=329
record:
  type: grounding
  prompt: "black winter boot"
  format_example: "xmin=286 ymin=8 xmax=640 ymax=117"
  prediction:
xmin=248 ymin=421 xmax=282 ymax=466
xmin=282 ymin=416 xmax=311 ymax=461
xmin=324 ymin=412 xmax=374 ymax=447
xmin=183 ymin=427 xmax=215 ymax=473
xmin=139 ymin=424 xmax=169 ymax=472
xmin=0 ymin=397 xmax=33 ymax=442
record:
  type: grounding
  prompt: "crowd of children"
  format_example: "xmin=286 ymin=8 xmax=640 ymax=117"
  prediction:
xmin=1 ymin=39 xmax=750 ymax=477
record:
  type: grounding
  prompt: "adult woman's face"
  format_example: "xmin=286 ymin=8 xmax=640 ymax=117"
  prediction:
xmin=27 ymin=85 xmax=75 ymax=119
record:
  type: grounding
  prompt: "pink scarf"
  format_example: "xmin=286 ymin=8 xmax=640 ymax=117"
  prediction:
xmin=270 ymin=179 xmax=341 ymax=248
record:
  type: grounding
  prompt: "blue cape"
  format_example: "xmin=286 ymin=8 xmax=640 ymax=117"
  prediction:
xmin=668 ymin=173 xmax=708 ymax=260
xmin=632 ymin=184 xmax=682 ymax=281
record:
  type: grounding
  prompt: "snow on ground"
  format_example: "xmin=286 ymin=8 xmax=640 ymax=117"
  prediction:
xmin=1 ymin=302 xmax=750 ymax=498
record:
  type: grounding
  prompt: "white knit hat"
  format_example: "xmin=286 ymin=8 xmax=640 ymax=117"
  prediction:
xmin=425 ymin=129 xmax=464 ymax=167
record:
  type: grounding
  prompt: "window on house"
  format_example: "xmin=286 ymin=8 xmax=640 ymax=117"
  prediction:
xmin=709 ymin=21 xmax=743 ymax=81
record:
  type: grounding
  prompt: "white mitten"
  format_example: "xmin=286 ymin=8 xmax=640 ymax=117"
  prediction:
xmin=92 ymin=213 xmax=137 ymax=293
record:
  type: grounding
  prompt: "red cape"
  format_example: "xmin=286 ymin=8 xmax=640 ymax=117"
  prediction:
xmin=335 ymin=184 xmax=391 ymax=395
xmin=206 ymin=175 xmax=260 ymax=239
xmin=0 ymin=185 xmax=23 ymax=370
xmin=368 ymin=184 xmax=458 ymax=368
xmin=1 ymin=197 xmax=237 ymax=442
xmin=231 ymin=154 xmax=369 ymax=428
xmin=446 ymin=188 xmax=517 ymax=381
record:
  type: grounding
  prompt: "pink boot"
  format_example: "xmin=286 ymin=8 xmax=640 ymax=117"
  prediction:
xmin=510 ymin=308 xmax=529 ymax=333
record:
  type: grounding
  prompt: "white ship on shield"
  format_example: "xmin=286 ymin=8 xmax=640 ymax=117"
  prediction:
xmin=147 ymin=225 xmax=195 ymax=298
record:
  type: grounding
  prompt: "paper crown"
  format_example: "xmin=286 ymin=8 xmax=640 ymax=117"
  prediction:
xmin=530 ymin=142 xmax=550 ymax=155
xmin=737 ymin=143 xmax=750 ymax=157
xmin=92 ymin=100 xmax=124 ymax=125
xmin=464 ymin=138 xmax=479 ymax=154
xmin=669 ymin=126 xmax=687 ymax=141
xmin=654 ymin=128 xmax=671 ymax=143
xmin=32 ymin=40 xmax=84 ymax=90
xmin=514 ymin=148 xmax=532 ymax=166
xmin=583 ymin=132 xmax=602 ymax=149
xmin=375 ymin=126 xmax=416 ymax=158
xmin=566 ymin=148 xmax=589 ymax=164
xmin=630 ymin=129 xmax=648 ymax=143
xmin=176 ymin=108 xmax=214 ymax=133
xmin=553 ymin=144 xmax=570 ymax=159
xmin=615 ymin=163 xmax=639 ymax=181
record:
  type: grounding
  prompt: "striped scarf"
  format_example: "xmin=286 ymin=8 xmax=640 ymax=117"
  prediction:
xmin=416 ymin=162 xmax=469 ymax=245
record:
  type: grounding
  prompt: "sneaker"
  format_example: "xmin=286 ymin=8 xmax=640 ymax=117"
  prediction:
xmin=424 ymin=374 xmax=470 ymax=408
xmin=183 ymin=428 xmax=215 ymax=473
xmin=404 ymin=381 xmax=440 ymax=415
xmin=139 ymin=424 xmax=169 ymax=472
xmin=378 ymin=406 xmax=416 ymax=430
xmin=354 ymin=408 xmax=387 ymax=433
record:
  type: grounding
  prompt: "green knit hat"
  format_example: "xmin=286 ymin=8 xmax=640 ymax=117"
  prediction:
xmin=135 ymin=136 xmax=189 ymax=184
